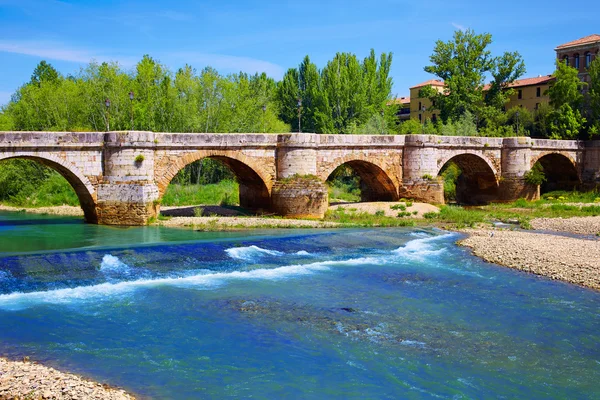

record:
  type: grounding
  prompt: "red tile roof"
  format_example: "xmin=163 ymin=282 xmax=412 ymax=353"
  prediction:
xmin=555 ymin=34 xmax=600 ymax=50
xmin=483 ymin=75 xmax=555 ymax=91
xmin=388 ymin=96 xmax=410 ymax=106
xmin=410 ymin=79 xmax=444 ymax=89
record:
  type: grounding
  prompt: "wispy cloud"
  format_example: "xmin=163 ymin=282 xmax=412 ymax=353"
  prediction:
xmin=451 ymin=22 xmax=467 ymax=32
xmin=0 ymin=40 xmax=137 ymax=66
xmin=168 ymin=52 xmax=285 ymax=79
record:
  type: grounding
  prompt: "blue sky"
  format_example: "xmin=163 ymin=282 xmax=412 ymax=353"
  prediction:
xmin=0 ymin=0 xmax=598 ymax=106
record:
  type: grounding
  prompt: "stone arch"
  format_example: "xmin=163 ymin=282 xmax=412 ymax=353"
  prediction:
xmin=156 ymin=150 xmax=272 ymax=211
xmin=0 ymin=153 xmax=98 ymax=223
xmin=321 ymin=157 xmax=399 ymax=202
xmin=531 ymin=152 xmax=581 ymax=193
xmin=437 ymin=153 xmax=499 ymax=204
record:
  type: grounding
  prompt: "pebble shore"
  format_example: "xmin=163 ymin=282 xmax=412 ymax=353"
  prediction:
xmin=530 ymin=215 xmax=600 ymax=235
xmin=459 ymin=228 xmax=600 ymax=290
xmin=0 ymin=358 xmax=134 ymax=399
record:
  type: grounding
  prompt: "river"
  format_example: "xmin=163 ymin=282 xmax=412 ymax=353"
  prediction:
xmin=0 ymin=211 xmax=599 ymax=399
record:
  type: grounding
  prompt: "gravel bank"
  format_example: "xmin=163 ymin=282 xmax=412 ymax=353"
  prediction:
xmin=0 ymin=205 xmax=83 ymax=217
xmin=0 ymin=357 xmax=134 ymax=399
xmin=328 ymin=201 xmax=439 ymax=217
xmin=530 ymin=216 xmax=600 ymax=235
xmin=459 ymin=229 xmax=600 ymax=290
xmin=159 ymin=216 xmax=340 ymax=229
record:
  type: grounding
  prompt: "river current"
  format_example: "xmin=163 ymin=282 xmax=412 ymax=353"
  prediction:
xmin=0 ymin=211 xmax=599 ymax=399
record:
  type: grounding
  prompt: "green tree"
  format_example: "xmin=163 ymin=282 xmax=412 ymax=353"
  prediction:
xmin=548 ymin=60 xmax=585 ymax=110
xmin=30 ymin=61 xmax=60 ymax=87
xmin=587 ymin=57 xmax=600 ymax=137
xmin=548 ymin=104 xmax=586 ymax=139
xmin=423 ymin=29 xmax=525 ymax=124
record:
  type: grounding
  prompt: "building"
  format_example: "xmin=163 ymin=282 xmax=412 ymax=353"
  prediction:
xmin=397 ymin=34 xmax=598 ymax=123
xmin=388 ymin=96 xmax=411 ymax=121
xmin=408 ymin=79 xmax=444 ymax=122
xmin=555 ymin=34 xmax=600 ymax=87
xmin=498 ymin=75 xmax=554 ymax=111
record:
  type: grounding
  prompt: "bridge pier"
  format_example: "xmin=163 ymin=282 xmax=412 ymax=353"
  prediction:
xmin=400 ymin=135 xmax=444 ymax=204
xmin=96 ymin=132 xmax=160 ymax=225
xmin=271 ymin=133 xmax=329 ymax=218
xmin=499 ymin=138 xmax=539 ymax=201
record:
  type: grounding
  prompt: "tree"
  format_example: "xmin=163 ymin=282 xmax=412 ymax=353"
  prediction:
xmin=587 ymin=57 xmax=600 ymax=137
xmin=548 ymin=60 xmax=585 ymax=110
xmin=423 ymin=29 xmax=525 ymax=124
xmin=485 ymin=51 xmax=526 ymax=110
xmin=276 ymin=50 xmax=394 ymax=134
xmin=548 ymin=103 xmax=586 ymax=139
xmin=30 ymin=61 xmax=60 ymax=87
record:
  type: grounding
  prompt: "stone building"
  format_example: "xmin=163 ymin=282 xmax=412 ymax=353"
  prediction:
xmin=555 ymin=34 xmax=600 ymax=88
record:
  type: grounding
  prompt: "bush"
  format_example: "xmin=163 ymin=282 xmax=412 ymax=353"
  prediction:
xmin=134 ymin=154 xmax=145 ymax=163
xmin=524 ymin=163 xmax=546 ymax=186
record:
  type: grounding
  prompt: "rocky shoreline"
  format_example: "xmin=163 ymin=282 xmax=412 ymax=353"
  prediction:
xmin=530 ymin=215 xmax=600 ymax=235
xmin=0 ymin=357 xmax=134 ymax=399
xmin=459 ymin=228 xmax=600 ymax=290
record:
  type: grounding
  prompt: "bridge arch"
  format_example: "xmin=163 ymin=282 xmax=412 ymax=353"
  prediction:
xmin=0 ymin=153 xmax=98 ymax=223
xmin=321 ymin=158 xmax=399 ymax=202
xmin=531 ymin=152 xmax=580 ymax=193
xmin=156 ymin=150 xmax=272 ymax=211
xmin=437 ymin=153 xmax=499 ymax=204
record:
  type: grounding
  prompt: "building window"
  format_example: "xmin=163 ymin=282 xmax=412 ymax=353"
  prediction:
xmin=418 ymin=114 xmax=422 ymax=122
xmin=536 ymin=87 xmax=541 ymax=97
xmin=574 ymin=54 xmax=580 ymax=69
xmin=563 ymin=55 xmax=569 ymax=66
xmin=586 ymin=52 xmax=592 ymax=68
xmin=432 ymin=99 xmax=436 ymax=107
xmin=432 ymin=114 xmax=437 ymax=123
xmin=518 ymin=89 xmax=522 ymax=100
xmin=535 ymin=103 xmax=540 ymax=110
xmin=418 ymin=101 xmax=422 ymax=110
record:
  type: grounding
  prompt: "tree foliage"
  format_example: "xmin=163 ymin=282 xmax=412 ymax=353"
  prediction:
xmin=4 ymin=58 xmax=289 ymax=133
xmin=277 ymin=50 xmax=395 ymax=133
xmin=423 ymin=29 xmax=525 ymax=124
xmin=548 ymin=60 xmax=585 ymax=110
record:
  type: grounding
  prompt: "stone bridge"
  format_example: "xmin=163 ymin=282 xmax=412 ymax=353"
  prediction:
xmin=0 ymin=131 xmax=598 ymax=225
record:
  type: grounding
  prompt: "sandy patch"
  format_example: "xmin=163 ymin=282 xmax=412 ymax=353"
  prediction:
xmin=158 ymin=216 xmax=339 ymax=229
xmin=0 ymin=204 xmax=83 ymax=216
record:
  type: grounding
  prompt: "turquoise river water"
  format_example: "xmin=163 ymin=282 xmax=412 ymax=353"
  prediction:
xmin=0 ymin=211 xmax=599 ymax=399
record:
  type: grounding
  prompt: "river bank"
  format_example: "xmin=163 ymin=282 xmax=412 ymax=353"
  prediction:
xmin=459 ymin=228 xmax=600 ymax=290
xmin=0 ymin=357 xmax=134 ymax=399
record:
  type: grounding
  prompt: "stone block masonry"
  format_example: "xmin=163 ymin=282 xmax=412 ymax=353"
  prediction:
xmin=0 ymin=131 xmax=598 ymax=225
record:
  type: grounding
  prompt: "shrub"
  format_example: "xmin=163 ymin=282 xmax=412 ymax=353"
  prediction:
xmin=374 ymin=210 xmax=385 ymax=217
xmin=134 ymin=154 xmax=145 ymax=163
xmin=524 ymin=163 xmax=546 ymax=186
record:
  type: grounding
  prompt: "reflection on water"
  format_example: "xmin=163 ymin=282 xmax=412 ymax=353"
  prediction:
xmin=0 ymin=211 xmax=599 ymax=399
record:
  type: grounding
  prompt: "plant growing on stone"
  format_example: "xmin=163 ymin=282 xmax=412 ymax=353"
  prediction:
xmin=524 ymin=163 xmax=546 ymax=186
xmin=134 ymin=154 xmax=145 ymax=163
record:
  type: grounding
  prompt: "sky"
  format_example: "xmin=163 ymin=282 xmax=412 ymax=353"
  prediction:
xmin=0 ymin=0 xmax=599 ymax=106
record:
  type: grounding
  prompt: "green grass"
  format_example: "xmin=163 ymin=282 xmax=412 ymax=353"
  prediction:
xmin=324 ymin=206 xmax=416 ymax=227
xmin=161 ymin=180 xmax=239 ymax=206
xmin=423 ymin=198 xmax=600 ymax=229
xmin=328 ymin=182 xmax=360 ymax=202
xmin=1 ymin=173 xmax=80 ymax=207
xmin=541 ymin=190 xmax=600 ymax=203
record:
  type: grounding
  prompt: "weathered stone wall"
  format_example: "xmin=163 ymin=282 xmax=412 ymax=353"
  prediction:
xmin=271 ymin=177 xmax=329 ymax=219
xmin=0 ymin=131 xmax=598 ymax=225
